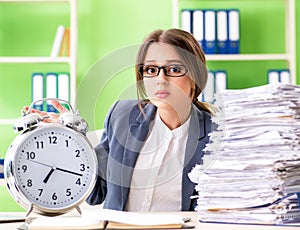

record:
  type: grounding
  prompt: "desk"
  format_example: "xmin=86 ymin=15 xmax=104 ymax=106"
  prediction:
xmin=0 ymin=211 xmax=299 ymax=230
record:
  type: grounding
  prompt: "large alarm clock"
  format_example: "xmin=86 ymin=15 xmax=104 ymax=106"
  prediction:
xmin=4 ymin=99 xmax=98 ymax=217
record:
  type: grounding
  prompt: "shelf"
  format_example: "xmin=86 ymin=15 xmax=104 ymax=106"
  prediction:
xmin=172 ymin=0 xmax=296 ymax=84
xmin=0 ymin=119 xmax=17 ymax=125
xmin=0 ymin=0 xmax=72 ymax=2
xmin=206 ymin=54 xmax=289 ymax=61
xmin=0 ymin=57 xmax=72 ymax=64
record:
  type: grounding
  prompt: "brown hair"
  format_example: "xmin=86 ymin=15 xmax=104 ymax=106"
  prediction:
xmin=135 ymin=28 xmax=212 ymax=114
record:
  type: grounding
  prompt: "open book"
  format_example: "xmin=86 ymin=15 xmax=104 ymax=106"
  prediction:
xmin=20 ymin=209 xmax=191 ymax=229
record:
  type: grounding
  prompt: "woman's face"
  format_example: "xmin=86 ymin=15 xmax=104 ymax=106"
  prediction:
xmin=142 ymin=42 xmax=194 ymax=111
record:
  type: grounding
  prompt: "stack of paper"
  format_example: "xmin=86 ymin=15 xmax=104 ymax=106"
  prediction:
xmin=189 ymin=83 xmax=300 ymax=225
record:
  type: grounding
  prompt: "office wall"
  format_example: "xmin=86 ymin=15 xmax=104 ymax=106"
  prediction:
xmin=0 ymin=0 xmax=299 ymax=211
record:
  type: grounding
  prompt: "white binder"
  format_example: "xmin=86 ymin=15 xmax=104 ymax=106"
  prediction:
xmin=202 ymin=70 xmax=215 ymax=103
xmin=228 ymin=10 xmax=240 ymax=54
xmin=46 ymin=73 xmax=58 ymax=112
xmin=32 ymin=73 xmax=44 ymax=110
xmin=50 ymin=25 xmax=65 ymax=57
xmin=215 ymin=70 xmax=227 ymax=93
xmin=280 ymin=70 xmax=290 ymax=83
xmin=204 ymin=10 xmax=216 ymax=54
xmin=181 ymin=10 xmax=192 ymax=33
xmin=268 ymin=70 xmax=280 ymax=84
xmin=193 ymin=10 xmax=204 ymax=48
xmin=216 ymin=10 xmax=228 ymax=54
xmin=58 ymin=72 xmax=70 ymax=109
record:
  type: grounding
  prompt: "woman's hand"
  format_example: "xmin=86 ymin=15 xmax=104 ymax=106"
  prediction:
xmin=23 ymin=100 xmax=70 ymax=123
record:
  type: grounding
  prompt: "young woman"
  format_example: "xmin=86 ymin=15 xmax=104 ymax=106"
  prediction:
xmin=27 ymin=28 xmax=213 ymax=211
xmin=85 ymin=28 xmax=213 ymax=211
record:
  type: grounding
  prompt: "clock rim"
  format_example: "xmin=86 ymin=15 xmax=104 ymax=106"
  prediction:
xmin=4 ymin=123 xmax=98 ymax=216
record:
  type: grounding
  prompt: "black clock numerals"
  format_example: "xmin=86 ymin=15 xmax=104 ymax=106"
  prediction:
xmin=66 ymin=188 xmax=72 ymax=196
xmin=38 ymin=188 xmax=43 ymax=196
xmin=65 ymin=140 xmax=69 ymax=148
xmin=27 ymin=179 xmax=33 ymax=187
xmin=26 ymin=151 xmax=36 ymax=160
xmin=75 ymin=149 xmax=80 ymax=157
xmin=48 ymin=136 xmax=58 ymax=144
xmin=79 ymin=164 xmax=85 ymax=172
xmin=52 ymin=193 xmax=58 ymax=201
xmin=75 ymin=178 xmax=81 ymax=186
xmin=36 ymin=141 xmax=44 ymax=149
xmin=22 ymin=165 xmax=28 ymax=173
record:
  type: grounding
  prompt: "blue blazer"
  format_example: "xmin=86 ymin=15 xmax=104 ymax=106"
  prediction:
xmin=86 ymin=100 xmax=212 ymax=211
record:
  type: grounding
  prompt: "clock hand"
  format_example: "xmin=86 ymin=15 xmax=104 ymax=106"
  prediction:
xmin=56 ymin=167 xmax=83 ymax=177
xmin=28 ymin=159 xmax=82 ymax=176
xmin=43 ymin=167 xmax=55 ymax=184
xmin=28 ymin=159 xmax=52 ymax=168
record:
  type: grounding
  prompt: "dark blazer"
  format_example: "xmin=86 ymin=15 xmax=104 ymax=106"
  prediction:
xmin=86 ymin=100 xmax=212 ymax=211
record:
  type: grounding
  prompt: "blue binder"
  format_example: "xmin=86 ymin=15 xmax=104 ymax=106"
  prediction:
xmin=57 ymin=72 xmax=70 ymax=110
xmin=279 ymin=69 xmax=290 ymax=83
xmin=267 ymin=70 xmax=280 ymax=84
xmin=201 ymin=70 xmax=215 ymax=103
xmin=216 ymin=10 xmax=228 ymax=54
xmin=228 ymin=9 xmax=240 ymax=54
xmin=215 ymin=70 xmax=227 ymax=93
xmin=31 ymin=73 xmax=44 ymax=111
xmin=46 ymin=72 xmax=58 ymax=112
xmin=0 ymin=158 xmax=4 ymax=179
xmin=181 ymin=10 xmax=192 ymax=34
xmin=204 ymin=10 xmax=217 ymax=54
xmin=193 ymin=9 xmax=205 ymax=49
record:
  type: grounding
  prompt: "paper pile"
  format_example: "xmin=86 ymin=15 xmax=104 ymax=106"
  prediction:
xmin=189 ymin=83 xmax=300 ymax=225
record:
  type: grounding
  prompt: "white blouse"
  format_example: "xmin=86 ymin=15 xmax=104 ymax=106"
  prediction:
xmin=125 ymin=113 xmax=190 ymax=211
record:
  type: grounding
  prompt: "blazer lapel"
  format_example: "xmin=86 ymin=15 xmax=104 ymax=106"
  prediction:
xmin=120 ymin=103 xmax=157 ymax=209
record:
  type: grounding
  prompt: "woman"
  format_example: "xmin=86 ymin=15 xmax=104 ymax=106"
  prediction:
xmin=29 ymin=28 xmax=213 ymax=211
xmin=85 ymin=28 xmax=213 ymax=211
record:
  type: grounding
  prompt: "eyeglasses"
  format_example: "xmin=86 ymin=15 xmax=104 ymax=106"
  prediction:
xmin=139 ymin=64 xmax=188 ymax=78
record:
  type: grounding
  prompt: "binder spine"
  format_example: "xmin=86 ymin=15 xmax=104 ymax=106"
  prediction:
xmin=46 ymin=73 xmax=58 ymax=112
xmin=0 ymin=158 xmax=4 ymax=179
xmin=267 ymin=70 xmax=280 ymax=84
xmin=279 ymin=69 xmax=290 ymax=84
xmin=204 ymin=10 xmax=217 ymax=54
xmin=202 ymin=70 xmax=215 ymax=103
xmin=31 ymin=73 xmax=44 ymax=111
xmin=57 ymin=72 xmax=70 ymax=110
xmin=193 ymin=10 xmax=204 ymax=49
xmin=215 ymin=70 xmax=227 ymax=94
xmin=228 ymin=9 xmax=240 ymax=54
xmin=216 ymin=10 xmax=228 ymax=54
xmin=181 ymin=10 xmax=192 ymax=34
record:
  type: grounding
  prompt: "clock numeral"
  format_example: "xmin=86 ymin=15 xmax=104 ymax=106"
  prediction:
xmin=27 ymin=179 xmax=33 ymax=187
xmin=36 ymin=141 xmax=44 ymax=149
xmin=79 ymin=164 xmax=85 ymax=172
xmin=49 ymin=136 xmax=58 ymax=144
xmin=22 ymin=165 xmax=27 ymax=173
xmin=75 ymin=178 xmax=81 ymax=186
xmin=52 ymin=193 xmax=58 ymax=200
xmin=75 ymin=150 xmax=80 ymax=157
xmin=65 ymin=140 xmax=69 ymax=148
xmin=66 ymin=188 xmax=72 ymax=196
xmin=38 ymin=189 xmax=43 ymax=196
xmin=26 ymin=151 xmax=36 ymax=160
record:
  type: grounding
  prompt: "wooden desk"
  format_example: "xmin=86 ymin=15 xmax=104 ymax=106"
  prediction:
xmin=0 ymin=211 xmax=299 ymax=230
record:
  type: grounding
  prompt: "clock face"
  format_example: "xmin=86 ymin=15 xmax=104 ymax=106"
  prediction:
xmin=8 ymin=124 xmax=97 ymax=212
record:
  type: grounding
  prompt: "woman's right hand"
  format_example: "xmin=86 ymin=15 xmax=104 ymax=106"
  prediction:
xmin=23 ymin=100 xmax=70 ymax=123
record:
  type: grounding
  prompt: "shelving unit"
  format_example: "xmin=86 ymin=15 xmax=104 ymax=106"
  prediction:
xmin=0 ymin=0 xmax=77 ymax=125
xmin=172 ymin=0 xmax=296 ymax=84
xmin=0 ymin=0 xmax=77 ymax=187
